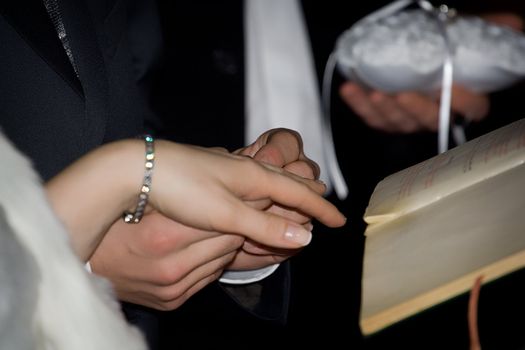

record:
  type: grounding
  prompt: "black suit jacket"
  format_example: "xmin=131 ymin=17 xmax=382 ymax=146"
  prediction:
xmin=0 ymin=0 xmax=156 ymax=181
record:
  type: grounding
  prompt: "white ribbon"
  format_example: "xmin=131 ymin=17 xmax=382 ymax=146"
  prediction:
xmin=323 ymin=0 xmax=458 ymax=199
xmin=322 ymin=53 xmax=348 ymax=199
xmin=360 ymin=0 xmax=457 ymax=154
xmin=434 ymin=5 xmax=456 ymax=153
xmin=245 ymin=0 xmax=330 ymax=186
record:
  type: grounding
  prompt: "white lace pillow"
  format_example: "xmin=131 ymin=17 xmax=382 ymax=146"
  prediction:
xmin=335 ymin=9 xmax=525 ymax=93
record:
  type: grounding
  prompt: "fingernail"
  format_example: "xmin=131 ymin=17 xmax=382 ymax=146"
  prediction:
xmin=304 ymin=222 xmax=314 ymax=231
xmin=284 ymin=224 xmax=312 ymax=246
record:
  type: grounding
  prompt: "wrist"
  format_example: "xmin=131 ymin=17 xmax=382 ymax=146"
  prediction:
xmin=45 ymin=139 xmax=146 ymax=261
xmin=88 ymin=139 xmax=147 ymax=220
xmin=122 ymin=135 xmax=155 ymax=224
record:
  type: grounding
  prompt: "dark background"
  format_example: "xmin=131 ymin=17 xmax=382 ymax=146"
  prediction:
xmin=150 ymin=1 xmax=525 ymax=348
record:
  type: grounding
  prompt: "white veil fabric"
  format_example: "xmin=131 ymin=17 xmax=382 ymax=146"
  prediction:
xmin=0 ymin=131 xmax=146 ymax=350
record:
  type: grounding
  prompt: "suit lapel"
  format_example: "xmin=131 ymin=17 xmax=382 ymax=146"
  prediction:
xmin=1 ymin=0 xmax=110 ymax=150
xmin=57 ymin=0 xmax=109 ymax=149
xmin=0 ymin=0 xmax=83 ymax=97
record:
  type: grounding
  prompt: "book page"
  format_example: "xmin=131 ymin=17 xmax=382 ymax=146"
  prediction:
xmin=364 ymin=118 xmax=525 ymax=227
xmin=361 ymin=164 xmax=525 ymax=334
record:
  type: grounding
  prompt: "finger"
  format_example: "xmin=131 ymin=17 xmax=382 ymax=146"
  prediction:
xmin=206 ymin=194 xmax=309 ymax=248
xmin=154 ymin=270 xmax=225 ymax=311
xmin=222 ymin=193 xmax=342 ymax=249
xmin=241 ymin=239 xmax=300 ymax=256
xmin=256 ymin=141 xmax=321 ymax=179
xmin=234 ymin=128 xmax=295 ymax=158
xmin=481 ymin=12 xmax=524 ymax=31
xmin=266 ymin=203 xmax=311 ymax=225
xmin=245 ymin=161 xmax=319 ymax=217
xmin=253 ymin=129 xmax=300 ymax=161
xmin=234 ymin=144 xmax=254 ymax=157
xmin=207 ymin=147 xmax=230 ymax=154
xmin=397 ymin=92 xmax=440 ymax=131
xmin=149 ymin=250 xmax=237 ymax=309
xmin=234 ymin=129 xmax=274 ymax=157
xmin=149 ymin=233 xmax=243 ymax=287
xmin=450 ymin=85 xmax=490 ymax=122
xmin=237 ymin=160 xmax=327 ymax=196
xmin=111 ymin=231 xmax=242 ymax=286
xmin=339 ymin=83 xmax=391 ymax=130
xmin=257 ymin=170 xmax=343 ymax=226
xmin=245 ymin=198 xmax=273 ymax=211
xmin=226 ymin=169 xmax=322 ymax=213
xmin=369 ymin=92 xmax=420 ymax=133
xmin=236 ymin=129 xmax=321 ymax=178
xmin=283 ymin=160 xmax=316 ymax=180
xmin=124 ymin=252 xmax=235 ymax=311
xmin=228 ymin=250 xmax=292 ymax=270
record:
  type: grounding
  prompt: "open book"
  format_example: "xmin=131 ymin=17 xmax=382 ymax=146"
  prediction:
xmin=360 ymin=118 xmax=525 ymax=335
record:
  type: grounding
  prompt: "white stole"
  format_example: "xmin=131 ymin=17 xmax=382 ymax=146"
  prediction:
xmin=245 ymin=0 xmax=330 ymax=186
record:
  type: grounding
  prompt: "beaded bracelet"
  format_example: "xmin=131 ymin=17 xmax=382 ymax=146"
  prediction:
xmin=123 ymin=135 xmax=155 ymax=224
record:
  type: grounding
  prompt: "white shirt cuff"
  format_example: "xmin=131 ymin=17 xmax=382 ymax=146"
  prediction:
xmin=86 ymin=261 xmax=280 ymax=284
xmin=219 ymin=264 xmax=280 ymax=285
